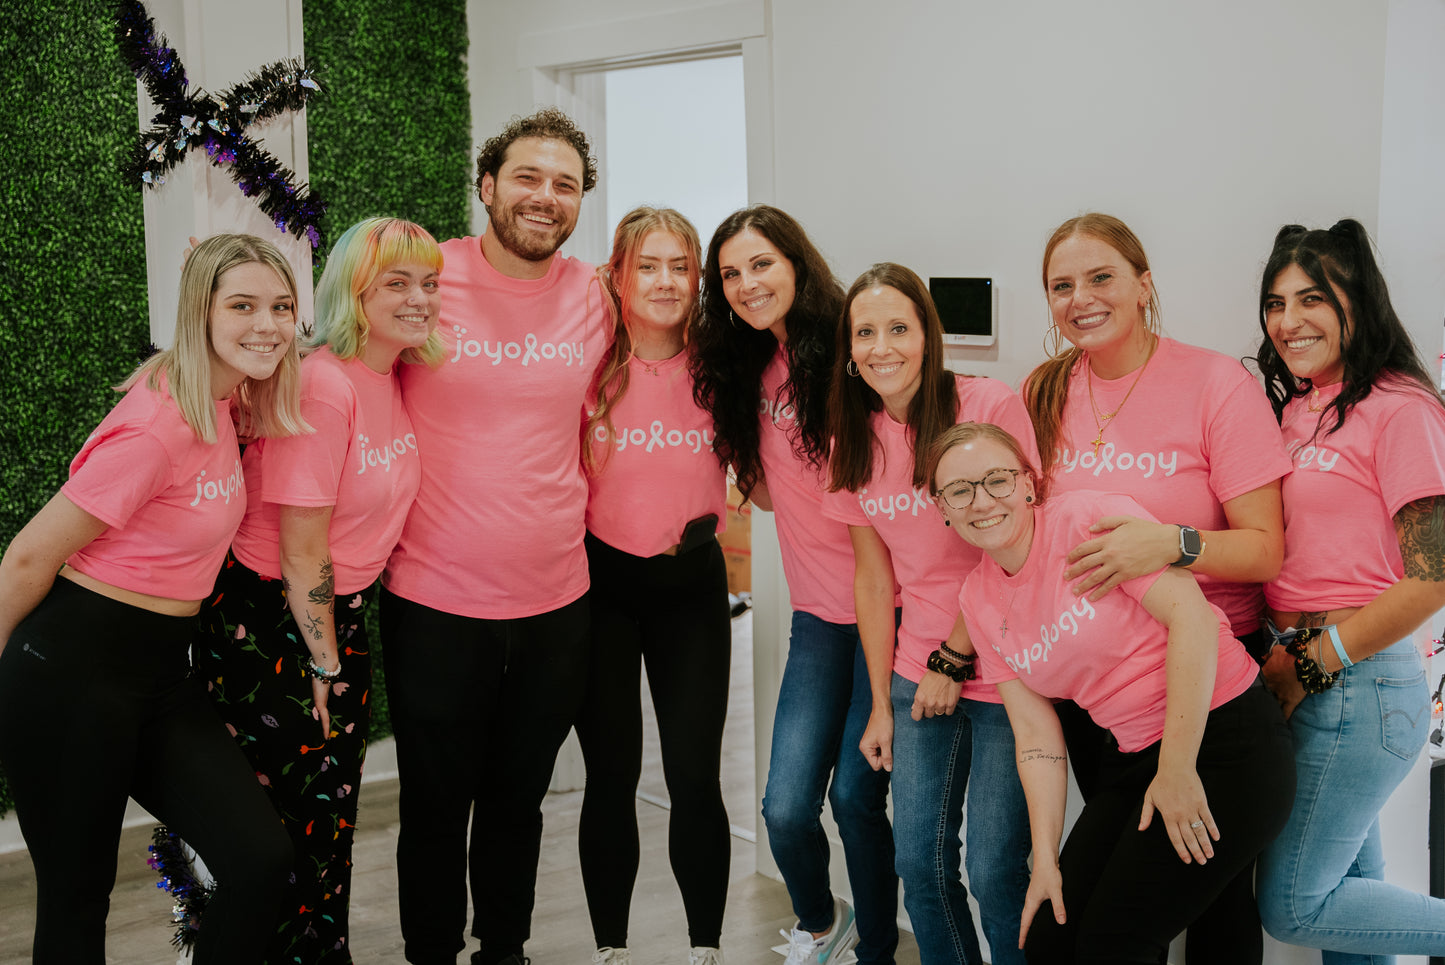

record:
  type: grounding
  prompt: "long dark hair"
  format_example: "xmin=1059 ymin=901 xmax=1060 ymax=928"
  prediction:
xmin=689 ymin=205 xmax=844 ymax=496
xmin=827 ymin=263 xmax=961 ymax=492
xmin=1253 ymin=219 xmax=1443 ymax=434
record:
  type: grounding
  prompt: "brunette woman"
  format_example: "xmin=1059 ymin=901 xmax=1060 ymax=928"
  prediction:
xmin=576 ymin=207 xmax=731 ymax=965
xmin=1022 ymin=213 xmax=1292 ymax=961
xmin=0 ymin=234 xmax=305 ymax=963
xmin=822 ymin=263 xmax=1035 ymax=965
xmin=929 ymin=422 xmax=1294 ymax=964
xmin=194 ymin=218 xmax=444 ymax=963
xmin=690 ymin=206 xmax=897 ymax=965
xmin=1253 ymin=220 xmax=1445 ymax=960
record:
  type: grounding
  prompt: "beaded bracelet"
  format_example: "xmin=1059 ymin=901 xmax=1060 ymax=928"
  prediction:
xmin=307 ymin=659 xmax=341 ymax=683
xmin=927 ymin=648 xmax=976 ymax=683
xmin=1284 ymin=627 xmax=1339 ymax=694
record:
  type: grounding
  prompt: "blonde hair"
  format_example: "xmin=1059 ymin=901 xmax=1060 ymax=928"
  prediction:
xmin=312 ymin=217 xmax=447 ymax=367
xmin=584 ymin=207 xmax=703 ymax=473
xmin=1024 ymin=213 xmax=1161 ymax=477
xmin=120 ymin=233 xmax=308 ymax=443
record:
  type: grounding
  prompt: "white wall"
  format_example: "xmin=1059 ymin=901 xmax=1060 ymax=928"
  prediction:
xmin=466 ymin=2 xmax=1445 ymax=960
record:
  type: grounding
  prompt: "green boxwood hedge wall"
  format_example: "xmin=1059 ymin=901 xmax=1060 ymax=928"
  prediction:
xmin=0 ymin=0 xmax=472 ymax=817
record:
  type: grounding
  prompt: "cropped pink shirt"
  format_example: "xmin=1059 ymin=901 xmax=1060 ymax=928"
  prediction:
xmin=384 ymin=238 xmax=612 ymax=619
xmin=822 ymin=374 xmax=1038 ymax=699
xmin=586 ymin=351 xmax=727 ymax=557
xmin=1267 ymin=379 xmax=1445 ymax=611
xmin=963 ymin=490 xmax=1258 ymax=752
xmin=63 ymin=379 xmax=244 ymax=600
xmin=232 ymin=348 xmax=421 ymax=595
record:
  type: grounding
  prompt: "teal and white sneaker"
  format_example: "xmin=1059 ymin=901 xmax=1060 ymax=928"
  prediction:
xmin=778 ymin=896 xmax=858 ymax=965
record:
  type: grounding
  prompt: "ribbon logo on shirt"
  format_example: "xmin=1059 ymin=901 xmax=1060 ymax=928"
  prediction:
xmin=357 ymin=432 xmax=418 ymax=474
xmin=1000 ymin=596 xmax=1097 ymax=676
xmin=594 ymin=420 xmax=714 ymax=454
xmin=1055 ymin=443 xmax=1178 ymax=479
xmin=449 ymin=326 xmax=585 ymax=368
xmin=190 ymin=459 xmax=244 ymax=507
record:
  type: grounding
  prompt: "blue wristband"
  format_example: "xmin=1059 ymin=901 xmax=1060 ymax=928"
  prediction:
xmin=1326 ymin=624 xmax=1353 ymax=669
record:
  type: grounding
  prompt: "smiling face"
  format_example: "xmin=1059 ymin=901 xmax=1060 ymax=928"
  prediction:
xmin=207 ymin=261 xmax=296 ymax=397
xmin=626 ymin=230 xmax=695 ymax=347
xmin=933 ymin=436 xmax=1037 ymax=572
xmin=1264 ymin=262 xmax=1347 ymax=387
xmin=849 ymin=284 xmax=926 ymax=420
xmin=360 ymin=260 xmax=441 ymax=372
xmin=718 ymin=227 xmax=797 ymax=342
xmin=479 ymin=136 xmax=583 ymax=264
xmin=1045 ymin=233 xmax=1153 ymax=363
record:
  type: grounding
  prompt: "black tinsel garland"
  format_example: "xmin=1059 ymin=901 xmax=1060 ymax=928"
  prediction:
xmin=147 ymin=825 xmax=213 ymax=954
xmin=113 ymin=0 xmax=328 ymax=260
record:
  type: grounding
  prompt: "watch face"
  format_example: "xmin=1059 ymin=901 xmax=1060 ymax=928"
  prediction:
xmin=1181 ymin=526 xmax=1203 ymax=556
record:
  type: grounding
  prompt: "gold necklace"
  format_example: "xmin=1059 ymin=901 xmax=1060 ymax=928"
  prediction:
xmin=1306 ymin=388 xmax=1325 ymax=412
xmin=1086 ymin=337 xmax=1158 ymax=453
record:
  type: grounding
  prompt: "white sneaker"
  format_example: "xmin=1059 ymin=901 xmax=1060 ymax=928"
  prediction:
xmin=777 ymin=896 xmax=857 ymax=965
xmin=593 ymin=948 xmax=631 ymax=965
xmin=690 ymin=947 xmax=723 ymax=965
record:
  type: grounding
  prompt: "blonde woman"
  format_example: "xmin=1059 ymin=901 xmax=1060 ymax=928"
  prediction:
xmin=0 ymin=234 xmax=305 ymax=963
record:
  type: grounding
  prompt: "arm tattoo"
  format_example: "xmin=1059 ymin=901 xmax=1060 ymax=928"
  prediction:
xmin=307 ymin=556 xmax=336 ymax=613
xmin=302 ymin=612 xmax=324 ymax=641
xmin=1018 ymin=745 xmax=1067 ymax=765
xmin=1396 ymin=495 xmax=1445 ymax=583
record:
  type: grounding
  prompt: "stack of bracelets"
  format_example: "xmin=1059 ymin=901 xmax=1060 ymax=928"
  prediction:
xmin=926 ymin=641 xmax=977 ymax=682
xmin=1284 ymin=626 xmax=1341 ymax=694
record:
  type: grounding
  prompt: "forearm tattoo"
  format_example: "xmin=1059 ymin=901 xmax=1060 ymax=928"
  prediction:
xmin=1018 ymin=745 xmax=1067 ymax=765
xmin=307 ymin=556 xmax=336 ymax=613
xmin=1396 ymin=496 xmax=1445 ymax=583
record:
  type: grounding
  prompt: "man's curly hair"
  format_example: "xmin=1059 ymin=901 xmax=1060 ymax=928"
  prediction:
xmin=474 ymin=107 xmax=598 ymax=209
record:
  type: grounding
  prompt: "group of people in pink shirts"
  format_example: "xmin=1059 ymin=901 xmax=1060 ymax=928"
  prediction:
xmin=1 ymin=106 xmax=1443 ymax=965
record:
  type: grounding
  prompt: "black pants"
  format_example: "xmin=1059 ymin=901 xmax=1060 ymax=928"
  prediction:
xmin=1028 ymin=683 xmax=1296 ymax=964
xmin=574 ymin=532 xmax=732 ymax=950
xmin=0 ymin=579 xmax=292 ymax=965
xmin=380 ymin=587 xmax=591 ymax=965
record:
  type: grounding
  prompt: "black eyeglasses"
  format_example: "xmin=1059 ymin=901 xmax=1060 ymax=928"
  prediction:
xmin=933 ymin=469 xmax=1022 ymax=510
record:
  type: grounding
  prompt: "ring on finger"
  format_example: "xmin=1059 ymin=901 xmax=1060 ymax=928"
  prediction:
xmin=1189 ymin=820 xmax=1204 ymax=829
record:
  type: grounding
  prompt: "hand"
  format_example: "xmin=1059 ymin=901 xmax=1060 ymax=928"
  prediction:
xmin=911 ymin=670 xmax=962 ymax=721
xmin=311 ymin=673 xmax=332 ymax=742
xmin=1261 ymin=647 xmax=1305 ymax=720
xmin=859 ymin=705 xmax=894 ymax=772
xmin=1139 ymin=764 xmax=1218 ymax=864
xmin=1019 ymin=859 xmax=1065 ymax=949
xmin=1065 ymin=516 xmax=1179 ymax=601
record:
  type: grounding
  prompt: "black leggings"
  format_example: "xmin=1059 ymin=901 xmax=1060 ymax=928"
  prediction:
xmin=574 ymin=532 xmax=733 ymax=950
xmin=0 ymin=578 xmax=292 ymax=965
xmin=380 ymin=587 xmax=591 ymax=965
xmin=1028 ymin=683 xmax=1296 ymax=964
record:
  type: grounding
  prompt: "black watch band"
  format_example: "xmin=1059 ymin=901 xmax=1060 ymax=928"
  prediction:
xmin=1172 ymin=524 xmax=1203 ymax=567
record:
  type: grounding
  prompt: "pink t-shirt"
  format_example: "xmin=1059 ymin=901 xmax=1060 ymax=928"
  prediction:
xmin=384 ymin=237 xmax=612 ymax=619
xmin=757 ymin=350 xmax=859 ymax=623
xmin=232 ymin=348 xmax=421 ymax=595
xmin=63 ymin=379 xmax=244 ymax=600
xmin=586 ymin=351 xmax=727 ymax=557
xmin=1039 ymin=337 xmax=1292 ymax=634
xmin=822 ymin=375 xmax=1039 ymax=699
xmin=963 ymin=490 xmax=1257 ymax=752
xmin=1267 ymin=379 xmax=1445 ymax=611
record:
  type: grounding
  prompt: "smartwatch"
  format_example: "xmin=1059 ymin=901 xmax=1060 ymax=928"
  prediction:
xmin=1172 ymin=524 xmax=1203 ymax=567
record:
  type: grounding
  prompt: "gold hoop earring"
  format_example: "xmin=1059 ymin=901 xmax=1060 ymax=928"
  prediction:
xmin=1043 ymin=322 xmax=1063 ymax=357
xmin=729 ymin=309 xmax=739 ymax=328
xmin=846 ymin=360 xmax=860 ymax=377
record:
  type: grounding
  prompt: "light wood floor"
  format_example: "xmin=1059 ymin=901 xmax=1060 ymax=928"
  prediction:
xmin=0 ymin=612 xmax=922 ymax=965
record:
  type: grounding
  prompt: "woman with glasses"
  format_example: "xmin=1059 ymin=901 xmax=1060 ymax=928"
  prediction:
xmin=1253 ymin=220 xmax=1445 ymax=960
xmin=823 ymin=263 xmax=1036 ymax=965
xmin=927 ymin=421 xmax=1295 ymax=964
xmin=1021 ymin=213 xmax=1292 ymax=960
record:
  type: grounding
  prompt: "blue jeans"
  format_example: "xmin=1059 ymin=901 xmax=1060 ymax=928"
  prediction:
xmin=1258 ymin=636 xmax=1445 ymax=963
xmin=890 ymin=676 xmax=1030 ymax=965
xmin=763 ymin=611 xmax=899 ymax=964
